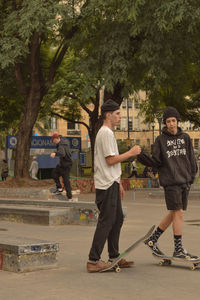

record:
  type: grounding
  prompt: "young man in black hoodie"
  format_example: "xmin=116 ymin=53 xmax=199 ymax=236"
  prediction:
xmin=51 ymin=133 xmax=73 ymax=201
xmin=137 ymin=107 xmax=198 ymax=259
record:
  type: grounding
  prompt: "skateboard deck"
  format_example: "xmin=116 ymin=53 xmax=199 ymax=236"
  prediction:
xmin=152 ymin=253 xmax=200 ymax=270
xmin=100 ymin=225 xmax=155 ymax=273
xmin=49 ymin=187 xmax=67 ymax=201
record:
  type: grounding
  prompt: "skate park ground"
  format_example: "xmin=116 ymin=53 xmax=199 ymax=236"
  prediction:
xmin=0 ymin=189 xmax=200 ymax=300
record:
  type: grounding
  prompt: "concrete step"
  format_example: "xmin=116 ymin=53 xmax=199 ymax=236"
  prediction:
xmin=0 ymin=198 xmax=96 ymax=208
xmin=0 ymin=203 xmax=98 ymax=226
xmin=0 ymin=205 xmax=70 ymax=225
xmin=0 ymin=199 xmax=127 ymax=226
xmin=0 ymin=188 xmax=80 ymax=200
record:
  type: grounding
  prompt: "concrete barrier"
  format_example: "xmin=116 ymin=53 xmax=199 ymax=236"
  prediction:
xmin=0 ymin=235 xmax=59 ymax=273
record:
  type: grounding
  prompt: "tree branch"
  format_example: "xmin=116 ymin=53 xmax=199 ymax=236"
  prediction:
xmin=80 ymin=102 xmax=92 ymax=116
xmin=47 ymin=26 xmax=78 ymax=86
xmin=51 ymin=111 xmax=90 ymax=132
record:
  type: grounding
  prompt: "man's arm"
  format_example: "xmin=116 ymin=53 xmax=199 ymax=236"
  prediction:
xmin=105 ymin=145 xmax=141 ymax=165
xmin=137 ymin=137 xmax=162 ymax=169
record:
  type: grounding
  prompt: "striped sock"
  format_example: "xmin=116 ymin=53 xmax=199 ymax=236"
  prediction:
xmin=174 ymin=235 xmax=182 ymax=253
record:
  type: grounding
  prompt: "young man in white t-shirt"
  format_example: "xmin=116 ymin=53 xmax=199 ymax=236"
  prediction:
xmin=87 ymin=99 xmax=141 ymax=272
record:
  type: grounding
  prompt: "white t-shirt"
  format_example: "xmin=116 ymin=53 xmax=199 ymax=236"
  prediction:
xmin=94 ymin=126 xmax=121 ymax=189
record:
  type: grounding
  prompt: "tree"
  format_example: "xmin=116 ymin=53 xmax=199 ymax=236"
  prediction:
xmin=130 ymin=0 xmax=200 ymax=125
xmin=0 ymin=0 xmax=80 ymax=178
xmin=1 ymin=0 xmax=144 ymax=177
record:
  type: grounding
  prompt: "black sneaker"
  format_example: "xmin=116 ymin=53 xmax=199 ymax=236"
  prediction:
xmin=173 ymin=248 xmax=199 ymax=260
xmin=144 ymin=238 xmax=164 ymax=256
xmin=52 ymin=189 xmax=63 ymax=195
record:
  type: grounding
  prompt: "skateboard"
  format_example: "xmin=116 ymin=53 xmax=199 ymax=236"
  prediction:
xmin=152 ymin=253 xmax=200 ymax=270
xmin=49 ymin=187 xmax=67 ymax=201
xmin=100 ymin=225 xmax=155 ymax=273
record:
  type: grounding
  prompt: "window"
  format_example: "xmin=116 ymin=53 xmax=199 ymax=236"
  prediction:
xmin=128 ymin=117 xmax=133 ymax=131
xmin=50 ymin=117 xmax=57 ymax=130
xmin=186 ymin=121 xmax=192 ymax=130
xmin=121 ymin=117 xmax=127 ymax=130
xmin=194 ymin=139 xmax=199 ymax=150
xmin=67 ymin=122 xmax=80 ymax=135
xmin=122 ymin=100 xmax=126 ymax=109
xmin=67 ymin=122 xmax=80 ymax=130
xmin=134 ymin=117 xmax=140 ymax=131
xmin=128 ymin=99 xmax=132 ymax=109
xmin=134 ymin=100 xmax=139 ymax=109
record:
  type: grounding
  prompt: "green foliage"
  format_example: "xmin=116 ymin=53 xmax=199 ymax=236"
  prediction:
xmin=1 ymin=0 xmax=200 ymax=148
xmin=0 ymin=67 xmax=24 ymax=132
xmin=42 ymin=49 xmax=98 ymax=123
xmin=0 ymin=0 xmax=67 ymax=68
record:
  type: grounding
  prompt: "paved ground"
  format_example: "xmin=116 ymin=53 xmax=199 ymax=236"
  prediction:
xmin=0 ymin=190 xmax=200 ymax=300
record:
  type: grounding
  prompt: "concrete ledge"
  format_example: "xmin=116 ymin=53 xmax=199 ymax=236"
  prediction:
xmin=0 ymin=188 xmax=80 ymax=200
xmin=0 ymin=235 xmax=59 ymax=273
xmin=0 ymin=201 xmax=127 ymax=226
xmin=0 ymin=204 xmax=100 ymax=226
xmin=0 ymin=206 xmax=70 ymax=225
xmin=0 ymin=198 xmax=97 ymax=208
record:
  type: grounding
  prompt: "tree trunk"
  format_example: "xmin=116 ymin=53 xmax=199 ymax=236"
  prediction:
xmin=14 ymin=32 xmax=43 ymax=178
xmin=14 ymin=95 xmax=41 ymax=178
xmin=104 ymin=82 xmax=124 ymax=106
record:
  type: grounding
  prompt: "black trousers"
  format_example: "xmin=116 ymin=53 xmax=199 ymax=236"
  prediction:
xmin=89 ymin=182 xmax=124 ymax=261
xmin=52 ymin=165 xmax=72 ymax=199
xmin=128 ymin=170 xmax=138 ymax=178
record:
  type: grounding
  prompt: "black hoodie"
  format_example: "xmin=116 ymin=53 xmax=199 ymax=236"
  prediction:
xmin=55 ymin=138 xmax=72 ymax=168
xmin=137 ymin=127 xmax=197 ymax=187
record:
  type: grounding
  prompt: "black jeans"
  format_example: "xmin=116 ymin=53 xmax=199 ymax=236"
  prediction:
xmin=89 ymin=182 xmax=124 ymax=261
xmin=52 ymin=165 xmax=72 ymax=199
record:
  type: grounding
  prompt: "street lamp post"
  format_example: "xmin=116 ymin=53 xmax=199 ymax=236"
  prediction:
xmin=157 ymin=116 xmax=162 ymax=135
xmin=127 ymin=99 xmax=130 ymax=140
xmin=152 ymin=125 xmax=155 ymax=143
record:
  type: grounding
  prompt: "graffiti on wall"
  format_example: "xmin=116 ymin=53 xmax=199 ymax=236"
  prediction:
xmin=69 ymin=178 xmax=159 ymax=193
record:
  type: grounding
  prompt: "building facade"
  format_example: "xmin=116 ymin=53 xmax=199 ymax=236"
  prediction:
xmin=46 ymin=93 xmax=200 ymax=154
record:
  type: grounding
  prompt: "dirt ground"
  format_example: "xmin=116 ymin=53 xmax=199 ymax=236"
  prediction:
xmin=0 ymin=177 xmax=54 ymax=189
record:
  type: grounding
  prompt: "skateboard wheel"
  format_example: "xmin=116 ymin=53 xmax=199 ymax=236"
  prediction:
xmin=191 ymin=265 xmax=196 ymax=271
xmin=115 ymin=267 xmax=121 ymax=273
xmin=159 ymin=261 xmax=164 ymax=266
xmin=148 ymin=241 xmax=153 ymax=246
xmin=186 ymin=256 xmax=190 ymax=260
xmin=165 ymin=260 xmax=172 ymax=266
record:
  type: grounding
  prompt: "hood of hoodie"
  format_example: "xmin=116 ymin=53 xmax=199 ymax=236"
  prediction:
xmin=161 ymin=126 xmax=183 ymax=137
xmin=56 ymin=138 xmax=72 ymax=167
xmin=58 ymin=137 xmax=70 ymax=147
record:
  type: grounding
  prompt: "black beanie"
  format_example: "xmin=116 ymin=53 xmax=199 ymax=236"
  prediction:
xmin=163 ymin=106 xmax=180 ymax=124
xmin=101 ymin=99 xmax=120 ymax=114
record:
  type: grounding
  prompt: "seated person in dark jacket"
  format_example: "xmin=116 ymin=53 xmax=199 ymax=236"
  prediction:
xmin=50 ymin=133 xmax=73 ymax=201
xmin=137 ymin=107 xmax=198 ymax=259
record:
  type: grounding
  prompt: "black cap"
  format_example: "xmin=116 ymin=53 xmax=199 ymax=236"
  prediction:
xmin=101 ymin=99 xmax=120 ymax=114
xmin=163 ymin=106 xmax=180 ymax=124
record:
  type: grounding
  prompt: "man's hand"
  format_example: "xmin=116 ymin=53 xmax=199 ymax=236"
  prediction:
xmin=50 ymin=153 xmax=56 ymax=158
xmin=129 ymin=145 xmax=141 ymax=156
xmin=120 ymin=183 xmax=125 ymax=200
